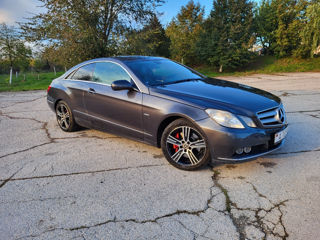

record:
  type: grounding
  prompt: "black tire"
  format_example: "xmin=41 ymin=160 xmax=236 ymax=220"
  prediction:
xmin=55 ymin=100 xmax=78 ymax=132
xmin=161 ymin=119 xmax=210 ymax=170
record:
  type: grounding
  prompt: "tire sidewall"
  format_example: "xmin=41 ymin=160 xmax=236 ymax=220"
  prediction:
xmin=161 ymin=119 xmax=210 ymax=170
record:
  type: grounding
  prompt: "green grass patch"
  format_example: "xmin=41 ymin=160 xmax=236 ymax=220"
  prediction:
xmin=196 ymin=56 xmax=320 ymax=77
xmin=0 ymin=71 xmax=63 ymax=92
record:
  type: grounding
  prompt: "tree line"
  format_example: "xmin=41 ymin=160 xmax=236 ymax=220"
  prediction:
xmin=0 ymin=0 xmax=319 ymax=74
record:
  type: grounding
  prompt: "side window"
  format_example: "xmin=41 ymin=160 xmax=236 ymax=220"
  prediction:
xmin=93 ymin=62 xmax=131 ymax=85
xmin=66 ymin=70 xmax=76 ymax=79
xmin=72 ymin=63 xmax=95 ymax=81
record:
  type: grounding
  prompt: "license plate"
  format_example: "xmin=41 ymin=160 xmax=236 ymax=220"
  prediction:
xmin=274 ymin=128 xmax=288 ymax=144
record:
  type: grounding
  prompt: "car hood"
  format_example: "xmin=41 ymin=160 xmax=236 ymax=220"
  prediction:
xmin=149 ymin=78 xmax=281 ymax=116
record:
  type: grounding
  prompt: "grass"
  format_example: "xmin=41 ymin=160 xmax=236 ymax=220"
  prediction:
xmin=0 ymin=71 xmax=63 ymax=92
xmin=0 ymin=56 xmax=319 ymax=92
xmin=195 ymin=56 xmax=320 ymax=77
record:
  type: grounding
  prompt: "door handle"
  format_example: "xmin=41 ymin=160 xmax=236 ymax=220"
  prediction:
xmin=88 ymin=88 xmax=96 ymax=94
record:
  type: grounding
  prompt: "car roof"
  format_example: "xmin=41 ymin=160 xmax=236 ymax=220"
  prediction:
xmin=64 ymin=56 xmax=166 ymax=76
xmin=92 ymin=56 xmax=166 ymax=62
xmin=112 ymin=55 xmax=165 ymax=61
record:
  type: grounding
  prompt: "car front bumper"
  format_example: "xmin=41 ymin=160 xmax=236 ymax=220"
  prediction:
xmin=196 ymin=117 xmax=288 ymax=161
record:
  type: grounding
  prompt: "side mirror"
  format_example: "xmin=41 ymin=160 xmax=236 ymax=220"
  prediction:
xmin=111 ymin=80 xmax=134 ymax=91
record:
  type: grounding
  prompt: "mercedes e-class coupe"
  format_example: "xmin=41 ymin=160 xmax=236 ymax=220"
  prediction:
xmin=47 ymin=56 xmax=288 ymax=170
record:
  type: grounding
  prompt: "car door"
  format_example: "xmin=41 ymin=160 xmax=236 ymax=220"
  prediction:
xmin=64 ymin=63 xmax=96 ymax=126
xmin=83 ymin=61 xmax=143 ymax=140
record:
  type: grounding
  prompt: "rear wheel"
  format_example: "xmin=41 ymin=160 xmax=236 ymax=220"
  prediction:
xmin=161 ymin=119 xmax=210 ymax=170
xmin=55 ymin=100 xmax=78 ymax=132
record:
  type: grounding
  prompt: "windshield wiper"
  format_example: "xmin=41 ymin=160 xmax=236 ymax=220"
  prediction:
xmin=161 ymin=78 xmax=202 ymax=86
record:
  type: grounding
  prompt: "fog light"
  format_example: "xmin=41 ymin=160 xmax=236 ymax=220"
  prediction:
xmin=244 ymin=147 xmax=252 ymax=153
xmin=235 ymin=148 xmax=244 ymax=154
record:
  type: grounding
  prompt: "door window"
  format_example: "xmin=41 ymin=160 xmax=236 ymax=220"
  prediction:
xmin=93 ymin=62 xmax=131 ymax=85
xmin=72 ymin=63 xmax=95 ymax=81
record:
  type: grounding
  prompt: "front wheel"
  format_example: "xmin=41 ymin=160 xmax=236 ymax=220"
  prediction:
xmin=161 ymin=119 xmax=210 ymax=170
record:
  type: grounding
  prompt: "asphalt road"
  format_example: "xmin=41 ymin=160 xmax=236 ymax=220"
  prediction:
xmin=0 ymin=72 xmax=320 ymax=240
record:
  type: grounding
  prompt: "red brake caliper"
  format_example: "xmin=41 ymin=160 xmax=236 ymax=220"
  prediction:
xmin=173 ymin=132 xmax=180 ymax=152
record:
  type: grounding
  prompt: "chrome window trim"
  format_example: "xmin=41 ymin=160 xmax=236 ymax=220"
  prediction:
xmin=64 ymin=60 xmax=142 ymax=92
xmin=66 ymin=69 xmax=77 ymax=79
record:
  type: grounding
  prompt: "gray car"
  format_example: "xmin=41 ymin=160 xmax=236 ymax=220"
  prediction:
xmin=47 ymin=56 xmax=288 ymax=170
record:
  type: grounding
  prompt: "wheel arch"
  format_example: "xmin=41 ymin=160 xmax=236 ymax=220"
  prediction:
xmin=156 ymin=114 xmax=199 ymax=147
xmin=54 ymin=98 xmax=63 ymax=110
xmin=51 ymin=87 xmax=73 ymax=111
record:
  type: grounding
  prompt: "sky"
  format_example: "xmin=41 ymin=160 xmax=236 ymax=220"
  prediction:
xmin=158 ymin=0 xmax=213 ymax=26
xmin=0 ymin=0 xmax=214 ymax=26
xmin=0 ymin=0 xmax=42 ymax=25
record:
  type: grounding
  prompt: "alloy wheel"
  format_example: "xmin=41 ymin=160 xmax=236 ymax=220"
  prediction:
xmin=166 ymin=126 xmax=207 ymax=166
xmin=56 ymin=103 xmax=70 ymax=130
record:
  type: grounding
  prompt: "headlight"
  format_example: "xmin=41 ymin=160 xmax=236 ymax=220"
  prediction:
xmin=205 ymin=109 xmax=244 ymax=129
xmin=239 ymin=115 xmax=256 ymax=128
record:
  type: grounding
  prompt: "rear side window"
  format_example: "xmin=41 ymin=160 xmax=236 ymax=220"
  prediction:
xmin=93 ymin=62 xmax=131 ymax=85
xmin=72 ymin=63 xmax=95 ymax=81
xmin=65 ymin=71 xmax=75 ymax=79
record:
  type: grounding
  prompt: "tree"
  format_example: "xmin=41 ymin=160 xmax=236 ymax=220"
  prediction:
xmin=274 ymin=0 xmax=308 ymax=57
xmin=41 ymin=45 xmax=64 ymax=71
xmin=124 ymin=14 xmax=170 ymax=57
xmin=20 ymin=0 xmax=164 ymax=66
xmin=255 ymin=0 xmax=278 ymax=54
xmin=166 ymin=1 xmax=204 ymax=65
xmin=0 ymin=23 xmax=32 ymax=72
xmin=296 ymin=2 xmax=320 ymax=58
xmin=197 ymin=0 xmax=255 ymax=71
xmin=0 ymin=23 xmax=19 ymax=68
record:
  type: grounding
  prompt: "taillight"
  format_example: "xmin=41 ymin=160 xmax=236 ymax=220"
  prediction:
xmin=47 ymin=85 xmax=52 ymax=93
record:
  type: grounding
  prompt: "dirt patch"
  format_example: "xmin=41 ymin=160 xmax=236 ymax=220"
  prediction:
xmin=259 ymin=162 xmax=277 ymax=168
xmin=226 ymin=164 xmax=237 ymax=169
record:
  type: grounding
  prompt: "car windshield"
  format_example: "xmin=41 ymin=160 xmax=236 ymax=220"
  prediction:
xmin=125 ymin=59 xmax=203 ymax=86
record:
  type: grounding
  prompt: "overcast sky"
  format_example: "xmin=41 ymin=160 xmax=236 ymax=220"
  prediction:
xmin=0 ymin=0 xmax=43 ymax=25
xmin=0 ymin=0 xmax=213 ymax=26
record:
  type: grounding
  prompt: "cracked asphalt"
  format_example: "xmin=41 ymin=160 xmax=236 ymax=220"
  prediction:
xmin=0 ymin=72 xmax=320 ymax=240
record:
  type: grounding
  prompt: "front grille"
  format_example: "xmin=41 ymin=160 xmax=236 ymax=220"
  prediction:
xmin=257 ymin=106 xmax=286 ymax=127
